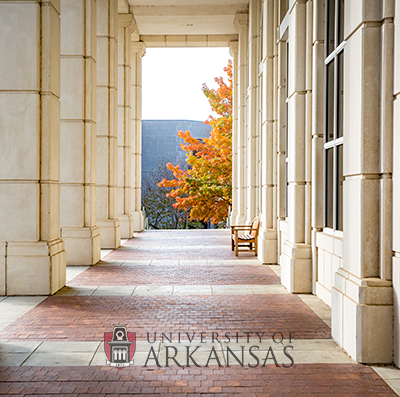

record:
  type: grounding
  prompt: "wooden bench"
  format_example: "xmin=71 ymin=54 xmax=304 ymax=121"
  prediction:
xmin=230 ymin=217 xmax=259 ymax=256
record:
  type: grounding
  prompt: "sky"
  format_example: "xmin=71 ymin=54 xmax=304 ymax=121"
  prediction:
xmin=142 ymin=47 xmax=232 ymax=122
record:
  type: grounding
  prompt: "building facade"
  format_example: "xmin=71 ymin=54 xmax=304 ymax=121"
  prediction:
xmin=142 ymin=120 xmax=211 ymax=179
xmin=0 ymin=0 xmax=399 ymax=367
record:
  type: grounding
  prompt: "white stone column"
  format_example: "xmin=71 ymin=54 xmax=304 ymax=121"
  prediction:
xmin=332 ymin=1 xmax=393 ymax=363
xmin=96 ymin=0 xmax=121 ymax=248
xmin=234 ymin=13 xmax=249 ymax=226
xmin=59 ymin=0 xmax=101 ymax=265
xmin=117 ymin=14 xmax=137 ymax=239
xmin=131 ymin=41 xmax=146 ymax=232
xmin=246 ymin=0 xmax=260 ymax=224
xmin=0 ymin=0 xmax=66 ymax=295
xmin=258 ymin=0 xmax=278 ymax=264
xmin=280 ymin=0 xmax=312 ymax=293
xmin=393 ymin=0 xmax=400 ymax=367
xmin=229 ymin=41 xmax=239 ymax=224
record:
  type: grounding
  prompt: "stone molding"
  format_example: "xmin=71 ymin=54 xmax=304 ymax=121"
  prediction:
xmin=229 ymin=40 xmax=238 ymax=56
xmin=234 ymin=12 xmax=249 ymax=32
xmin=132 ymin=41 xmax=146 ymax=57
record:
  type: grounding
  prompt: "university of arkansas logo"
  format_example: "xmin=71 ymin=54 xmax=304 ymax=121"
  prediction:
xmin=104 ymin=324 xmax=136 ymax=369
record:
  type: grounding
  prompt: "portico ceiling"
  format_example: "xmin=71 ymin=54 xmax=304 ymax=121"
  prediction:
xmin=124 ymin=0 xmax=249 ymax=36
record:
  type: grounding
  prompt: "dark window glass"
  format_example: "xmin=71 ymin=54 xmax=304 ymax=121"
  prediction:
xmin=338 ymin=0 xmax=344 ymax=44
xmin=337 ymin=144 xmax=343 ymax=230
xmin=326 ymin=60 xmax=335 ymax=142
xmin=325 ymin=148 xmax=334 ymax=228
xmin=285 ymin=159 xmax=289 ymax=218
xmin=285 ymin=42 xmax=289 ymax=218
xmin=327 ymin=0 xmax=335 ymax=56
xmin=337 ymin=52 xmax=343 ymax=138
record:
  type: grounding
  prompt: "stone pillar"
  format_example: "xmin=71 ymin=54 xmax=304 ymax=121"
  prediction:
xmin=280 ymin=0 xmax=312 ymax=293
xmin=393 ymin=0 xmax=400 ymax=367
xmin=131 ymin=41 xmax=146 ymax=232
xmin=258 ymin=0 xmax=278 ymax=264
xmin=117 ymin=14 xmax=137 ymax=239
xmin=59 ymin=0 xmax=101 ymax=265
xmin=0 ymin=0 xmax=66 ymax=295
xmin=229 ymin=41 xmax=239 ymax=225
xmin=246 ymin=0 xmax=260 ymax=224
xmin=96 ymin=0 xmax=121 ymax=248
xmin=332 ymin=1 xmax=393 ymax=363
xmin=234 ymin=13 xmax=249 ymax=225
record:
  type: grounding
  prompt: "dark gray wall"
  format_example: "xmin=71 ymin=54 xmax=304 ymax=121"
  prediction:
xmin=142 ymin=120 xmax=212 ymax=178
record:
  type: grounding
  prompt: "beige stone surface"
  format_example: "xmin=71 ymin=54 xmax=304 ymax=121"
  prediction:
xmin=55 ymin=286 xmax=98 ymax=296
xmin=0 ymin=3 xmax=39 ymax=90
xmin=0 ymin=183 xmax=39 ymax=242
xmin=173 ymin=286 xmax=213 ymax=295
xmin=92 ymin=286 xmax=136 ymax=295
xmin=0 ymin=297 xmax=46 ymax=331
xmin=132 ymin=285 xmax=174 ymax=296
xmin=0 ymin=94 xmax=39 ymax=181
xmin=23 ymin=352 xmax=94 ymax=366
xmin=66 ymin=266 xmax=90 ymax=283
xmin=0 ymin=353 xmax=32 ymax=366
xmin=60 ymin=57 xmax=84 ymax=119
xmin=96 ymin=1 xmax=120 ymax=248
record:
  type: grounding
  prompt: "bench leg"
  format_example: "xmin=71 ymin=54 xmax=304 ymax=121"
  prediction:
xmin=231 ymin=238 xmax=234 ymax=251
xmin=235 ymin=238 xmax=238 ymax=256
xmin=254 ymin=239 xmax=258 ymax=256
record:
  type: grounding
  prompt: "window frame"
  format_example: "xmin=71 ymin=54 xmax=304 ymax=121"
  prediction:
xmin=323 ymin=0 xmax=345 ymax=235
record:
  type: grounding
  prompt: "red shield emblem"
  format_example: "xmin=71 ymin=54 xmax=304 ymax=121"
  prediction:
xmin=104 ymin=325 xmax=136 ymax=369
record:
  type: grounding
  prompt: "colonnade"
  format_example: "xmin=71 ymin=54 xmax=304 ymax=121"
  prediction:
xmin=0 ymin=0 xmax=145 ymax=293
xmin=1 ymin=0 xmax=400 ymax=368
xmin=230 ymin=0 xmax=399 ymax=365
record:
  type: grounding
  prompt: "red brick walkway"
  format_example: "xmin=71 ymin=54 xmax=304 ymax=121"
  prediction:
xmin=0 ymin=230 xmax=396 ymax=396
xmin=0 ymin=364 xmax=395 ymax=396
xmin=103 ymin=230 xmax=257 ymax=261
xmin=68 ymin=264 xmax=280 ymax=286
xmin=0 ymin=295 xmax=330 ymax=341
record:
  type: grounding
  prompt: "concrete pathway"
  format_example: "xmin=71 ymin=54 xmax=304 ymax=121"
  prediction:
xmin=0 ymin=229 xmax=398 ymax=396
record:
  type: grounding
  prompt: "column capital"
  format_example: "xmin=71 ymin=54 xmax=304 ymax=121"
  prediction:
xmin=229 ymin=41 xmax=239 ymax=56
xmin=234 ymin=12 xmax=248 ymax=32
xmin=132 ymin=41 xmax=146 ymax=57
xmin=118 ymin=13 xmax=133 ymax=27
xmin=118 ymin=13 xmax=138 ymax=33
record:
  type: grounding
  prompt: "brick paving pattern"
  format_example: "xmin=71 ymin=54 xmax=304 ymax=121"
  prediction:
xmin=0 ymin=230 xmax=397 ymax=396
xmin=68 ymin=264 xmax=280 ymax=286
xmin=0 ymin=295 xmax=330 ymax=341
xmin=0 ymin=364 xmax=396 ymax=396
xmin=103 ymin=247 xmax=257 ymax=261
xmin=103 ymin=230 xmax=258 ymax=261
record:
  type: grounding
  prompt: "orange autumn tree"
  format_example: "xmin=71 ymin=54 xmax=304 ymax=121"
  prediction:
xmin=158 ymin=60 xmax=232 ymax=224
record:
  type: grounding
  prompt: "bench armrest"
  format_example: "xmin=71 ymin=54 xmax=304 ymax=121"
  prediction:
xmin=231 ymin=228 xmax=254 ymax=232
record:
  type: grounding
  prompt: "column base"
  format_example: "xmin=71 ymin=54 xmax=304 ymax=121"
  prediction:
xmin=332 ymin=268 xmax=393 ymax=364
xmin=61 ymin=226 xmax=101 ymax=266
xmin=98 ymin=218 xmax=121 ymax=249
xmin=133 ymin=211 xmax=143 ymax=232
xmin=119 ymin=214 xmax=134 ymax=239
xmin=1 ymin=239 xmax=66 ymax=296
xmin=280 ymin=240 xmax=312 ymax=293
xmin=258 ymin=228 xmax=278 ymax=264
